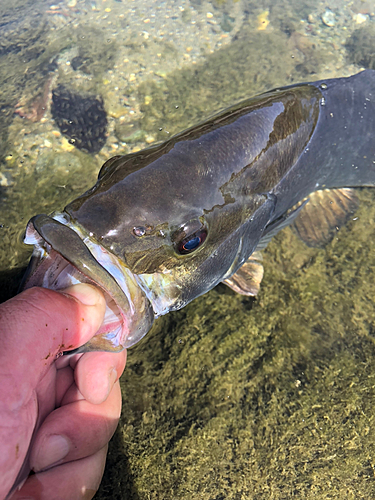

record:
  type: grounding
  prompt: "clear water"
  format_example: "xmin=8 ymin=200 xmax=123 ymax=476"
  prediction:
xmin=1 ymin=0 xmax=375 ymax=498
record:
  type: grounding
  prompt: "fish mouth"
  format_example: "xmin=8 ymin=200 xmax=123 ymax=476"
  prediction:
xmin=22 ymin=213 xmax=154 ymax=353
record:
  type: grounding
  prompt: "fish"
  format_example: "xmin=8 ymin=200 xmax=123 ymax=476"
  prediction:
xmin=22 ymin=69 xmax=375 ymax=353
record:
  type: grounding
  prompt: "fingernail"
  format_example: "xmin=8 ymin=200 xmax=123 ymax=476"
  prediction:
xmin=33 ymin=434 xmax=70 ymax=472
xmin=62 ymin=283 xmax=103 ymax=306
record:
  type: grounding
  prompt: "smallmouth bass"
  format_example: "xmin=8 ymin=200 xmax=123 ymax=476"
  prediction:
xmin=23 ymin=70 xmax=375 ymax=352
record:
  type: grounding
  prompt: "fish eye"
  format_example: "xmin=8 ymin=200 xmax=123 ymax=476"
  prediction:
xmin=177 ymin=229 xmax=207 ymax=254
xmin=174 ymin=219 xmax=208 ymax=255
xmin=133 ymin=226 xmax=146 ymax=237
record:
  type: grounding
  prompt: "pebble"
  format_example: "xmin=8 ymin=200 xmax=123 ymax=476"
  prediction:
xmin=307 ymin=14 xmax=315 ymax=23
xmin=145 ymin=135 xmax=156 ymax=144
xmin=60 ymin=136 xmax=75 ymax=151
xmin=354 ymin=13 xmax=368 ymax=24
xmin=321 ymin=9 xmax=336 ymax=27
xmin=0 ymin=172 xmax=10 ymax=187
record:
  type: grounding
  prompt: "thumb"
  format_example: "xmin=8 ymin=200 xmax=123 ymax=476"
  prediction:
xmin=1 ymin=284 xmax=106 ymax=380
xmin=59 ymin=283 xmax=107 ymax=351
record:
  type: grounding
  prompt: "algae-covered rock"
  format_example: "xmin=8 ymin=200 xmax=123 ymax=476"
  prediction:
xmin=346 ymin=24 xmax=375 ymax=69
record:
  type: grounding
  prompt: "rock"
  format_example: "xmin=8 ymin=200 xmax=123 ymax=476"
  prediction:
xmin=321 ymin=9 xmax=335 ymax=27
xmin=51 ymin=85 xmax=108 ymax=154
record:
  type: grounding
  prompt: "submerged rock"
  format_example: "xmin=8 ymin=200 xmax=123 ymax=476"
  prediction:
xmin=51 ymin=85 xmax=107 ymax=154
xmin=346 ymin=24 xmax=375 ymax=70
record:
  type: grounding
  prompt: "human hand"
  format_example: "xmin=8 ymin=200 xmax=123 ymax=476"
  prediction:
xmin=0 ymin=284 xmax=127 ymax=500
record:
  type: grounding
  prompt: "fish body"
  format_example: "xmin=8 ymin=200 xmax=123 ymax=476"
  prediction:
xmin=23 ymin=70 xmax=375 ymax=352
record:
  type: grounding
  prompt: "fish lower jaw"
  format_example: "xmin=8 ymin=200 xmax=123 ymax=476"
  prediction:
xmin=23 ymin=245 xmax=129 ymax=353
xmin=23 ymin=213 xmax=154 ymax=351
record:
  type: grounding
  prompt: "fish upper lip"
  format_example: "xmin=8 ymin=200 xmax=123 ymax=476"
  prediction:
xmin=23 ymin=213 xmax=154 ymax=351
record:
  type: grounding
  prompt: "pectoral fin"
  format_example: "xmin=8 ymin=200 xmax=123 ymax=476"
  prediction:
xmin=222 ymin=199 xmax=309 ymax=296
xmin=223 ymin=251 xmax=264 ymax=296
xmin=223 ymin=188 xmax=358 ymax=296
xmin=292 ymin=188 xmax=358 ymax=247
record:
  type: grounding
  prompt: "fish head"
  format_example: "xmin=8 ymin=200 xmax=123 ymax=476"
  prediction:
xmin=22 ymin=83 xmax=321 ymax=352
xmin=70 ymin=148 xmax=275 ymax=335
xmin=23 ymin=148 xmax=275 ymax=352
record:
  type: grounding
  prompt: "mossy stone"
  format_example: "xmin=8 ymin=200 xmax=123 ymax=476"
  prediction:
xmin=346 ymin=25 xmax=375 ymax=69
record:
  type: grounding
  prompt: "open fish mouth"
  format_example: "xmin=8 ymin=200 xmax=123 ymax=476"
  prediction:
xmin=22 ymin=213 xmax=154 ymax=353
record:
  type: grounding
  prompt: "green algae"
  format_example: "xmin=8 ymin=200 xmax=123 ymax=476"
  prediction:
xmin=137 ymin=29 xmax=294 ymax=138
xmin=96 ymin=188 xmax=375 ymax=499
xmin=73 ymin=26 xmax=118 ymax=77
xmin=0 ymin=148 xmax=101 ymax=288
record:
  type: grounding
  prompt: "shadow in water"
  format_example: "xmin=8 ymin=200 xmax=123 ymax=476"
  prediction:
xmin=0 ymin=266 xmax=25 ymax=303
xmin=97 ymin=426 xmax=141 ymax=500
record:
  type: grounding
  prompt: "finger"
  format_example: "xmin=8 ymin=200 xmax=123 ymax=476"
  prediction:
xmin=30 ymin=381 xmax=121 ymax=472
xmin=1 ymin=285 xmax=106 ymax=384
xmin=55 ymin=366 xmax=74 ymax=407
xmin=55 ymin=352 xmax=83 ymax=370
xmin=58 ymin=284 xmax=106 ymax=349
xmin=74 ymin=350 xmax=127 ymax=404
xmin=10 ymin=445 xmax=108 ymax=500
xmin=58 ymin=349 xmax=126 ymax=407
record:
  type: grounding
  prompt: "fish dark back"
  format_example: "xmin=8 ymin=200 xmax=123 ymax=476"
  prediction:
xmin=272 ymin=69 xmax=375 ymax=220
xmin=66 ymin=84 xmax=321 ymax=275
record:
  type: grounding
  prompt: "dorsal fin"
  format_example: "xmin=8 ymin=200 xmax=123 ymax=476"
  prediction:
xmin=292 ymin=188 xmax=358 ymax=247
xmin=223 ymin=251 xmax=263 ymax=296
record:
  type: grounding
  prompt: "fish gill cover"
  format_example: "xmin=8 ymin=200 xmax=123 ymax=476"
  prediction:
xmin=51 ymin=84 xmax=108 ymax=154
